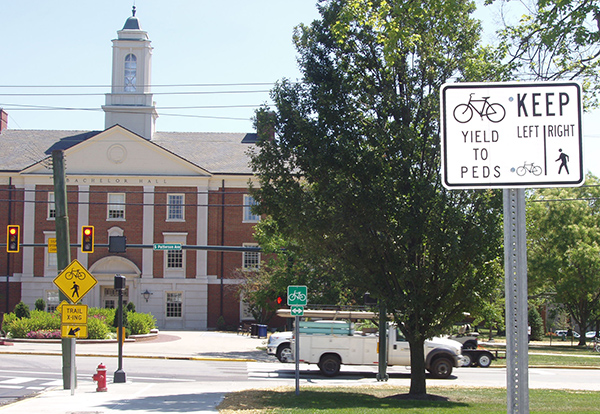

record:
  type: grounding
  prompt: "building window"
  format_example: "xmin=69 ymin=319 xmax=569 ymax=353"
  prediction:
xmin=243 ymin=195 xmax=260 ymax=222
xmin=108 ymin=193 xmax=125 ymax=219
xmin=124 ymin=54 xmax=137 ymax=92
xmin=242 ymin=243 xmax=260 ymax=270
xmin=167 ymin=194 xmax=184 ymax=221
xmin=166 ymin=292 xmax=182 ymax=318
xmin=167 ymin=250 xmax=183 ymax=269
xmin=46 ymin=291 xmax=59 ymax=312
xmin=48 ymin=192 xmax=56 ymax=219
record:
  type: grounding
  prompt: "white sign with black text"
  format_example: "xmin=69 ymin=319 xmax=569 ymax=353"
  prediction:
xmin=441 ymin=82 xmax=583 ymax=189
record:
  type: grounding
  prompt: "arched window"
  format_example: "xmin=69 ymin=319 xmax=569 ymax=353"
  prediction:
xmin=124 ymin=54 xmax=137 ymax=91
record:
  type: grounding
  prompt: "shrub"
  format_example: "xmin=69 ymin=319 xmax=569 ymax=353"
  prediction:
xmin=87 ymin=316 xmax=110 ymax=340
xmin=35 ymin=298 xmax=46 ymax=311
xmin=528 ymin=307 xmax=544 ymax=341
xmin=127 ymin=311 xmax=156 ymax=335
xmin=14 ymin=302 xmax=30 ymax=319
xmin=126 ymin=302 xmax=136 ymax=313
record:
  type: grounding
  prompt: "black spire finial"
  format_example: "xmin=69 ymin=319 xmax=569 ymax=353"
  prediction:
xmin=132 ymin=5 xmax=136 ymax=17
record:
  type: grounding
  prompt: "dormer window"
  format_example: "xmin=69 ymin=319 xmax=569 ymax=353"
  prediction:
xmin=124 ymin=54 xmax=137 ymax=91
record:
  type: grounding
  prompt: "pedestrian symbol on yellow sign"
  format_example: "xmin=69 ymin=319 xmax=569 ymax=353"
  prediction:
xmin=53 ymin=259 xmax=97 ymax=303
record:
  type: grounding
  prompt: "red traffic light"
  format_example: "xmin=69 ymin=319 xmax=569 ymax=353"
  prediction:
xmin=6 ymin=225 xmax=20 ymax=253
xmin=81 ymin=225 xmax=94 ymax=253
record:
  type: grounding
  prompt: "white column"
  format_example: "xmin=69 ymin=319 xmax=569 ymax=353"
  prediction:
xmin=77 ymin=185 xmax=90 ymax=267
xmin=196 ymin=186 xmax=208 ymax=277
xmin=21 ymin=184 xmax=36 ymax=277
xmin=142 ymin=186 xmax=154 ymax=277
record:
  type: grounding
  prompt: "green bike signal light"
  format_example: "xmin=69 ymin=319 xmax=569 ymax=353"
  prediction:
xmin=7 ymin=225 xmax=20 ymax=253
xmin=81 ymin=225 xmax=94 ymax=253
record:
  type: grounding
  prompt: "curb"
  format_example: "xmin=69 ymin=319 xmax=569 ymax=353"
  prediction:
xmin=0 ymin=350 xmax=258 ymax=363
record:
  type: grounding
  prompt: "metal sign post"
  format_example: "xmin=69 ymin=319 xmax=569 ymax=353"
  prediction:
xmin=294 ymin=315 xmax=300 ymax=396
xmin=504 ymin=189 xmax=529 ymax=414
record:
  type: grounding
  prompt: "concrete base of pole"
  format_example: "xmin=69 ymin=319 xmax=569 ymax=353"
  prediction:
xmin=114 ymin=369 xmax=126 ymax=383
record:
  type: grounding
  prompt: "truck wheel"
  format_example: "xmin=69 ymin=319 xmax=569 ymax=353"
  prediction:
xmin=478 ymin=353 xmax=492 ymax=368
xmin=430 ymin=358 xmax=453 ymax=379
xmin=461 ymin=353 xmax=472 ymax=367
xmin=276 ymin=344 xmax=292 ymax=363
xmin=318 ymin=355 xmax=341 ymax=377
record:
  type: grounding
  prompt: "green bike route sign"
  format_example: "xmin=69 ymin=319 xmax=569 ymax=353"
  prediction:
xmin=287 ymin=285 xmax=307 ymax=306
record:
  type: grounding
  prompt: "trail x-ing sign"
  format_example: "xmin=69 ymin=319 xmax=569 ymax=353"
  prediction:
xmin=441 ymin=82 xmax=583 ymax=189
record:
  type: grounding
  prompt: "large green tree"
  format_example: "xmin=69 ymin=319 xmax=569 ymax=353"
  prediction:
xmin=527 ymin=175 xmax=600 ymax=346
xmin=250 ymin=0 xmax=506 ymax=395
xmin=494 ymin=0 xmax=600 ymax=108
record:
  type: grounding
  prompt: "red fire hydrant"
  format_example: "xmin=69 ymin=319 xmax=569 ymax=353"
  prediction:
xmin=92 ymin=363 xmax=108 ymax=392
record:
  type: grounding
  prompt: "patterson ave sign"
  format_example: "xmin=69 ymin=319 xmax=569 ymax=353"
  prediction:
xmin=440 ymin=82 xmax=583 ymax=189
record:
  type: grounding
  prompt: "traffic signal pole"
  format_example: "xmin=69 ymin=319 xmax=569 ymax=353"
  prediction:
xmin=52 ymin=150 xmax=76 ymax=390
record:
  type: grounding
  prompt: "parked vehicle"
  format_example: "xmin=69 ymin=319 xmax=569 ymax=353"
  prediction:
xmin=294 ymin=321 xmax=463 ymax=378
xmin=555 ymin=330 xmax=580 ymax=338
xmin=267 ymin=331 xmax=293 ymax=362
xmin=267 ymin=320 xmax=350 ymax=363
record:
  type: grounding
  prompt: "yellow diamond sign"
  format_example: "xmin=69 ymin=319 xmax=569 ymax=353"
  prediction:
xmin=53 ymin=259 xmax=97 ymax=304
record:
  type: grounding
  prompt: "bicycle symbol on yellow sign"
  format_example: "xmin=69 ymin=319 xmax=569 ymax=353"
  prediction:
xmin=53 ymin=259 xmax=97 ymax=304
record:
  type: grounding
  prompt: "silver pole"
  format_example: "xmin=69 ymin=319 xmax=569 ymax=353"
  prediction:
xmin=503 ymin=189 xmax=529 ymax=414
xmin=295 ymin=315 xmax=300 ymax=396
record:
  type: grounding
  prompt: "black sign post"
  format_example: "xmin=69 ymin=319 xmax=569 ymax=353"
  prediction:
xmin=114 ymin=274 xmax=127 ymax=383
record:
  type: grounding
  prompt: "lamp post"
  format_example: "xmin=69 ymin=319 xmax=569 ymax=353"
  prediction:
xmin=114 ymin=274 xmax=126 ymax=383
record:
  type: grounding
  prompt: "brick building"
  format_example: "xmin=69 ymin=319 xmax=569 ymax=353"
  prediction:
xmin=0 ymin=9 xmax=262 ymax=330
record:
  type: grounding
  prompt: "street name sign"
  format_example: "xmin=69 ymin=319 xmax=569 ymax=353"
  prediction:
xmin=441 ymin=82 xmax=583 ymax=189
xmin=53 ymin=259 xmax=97 ymax=304
xmin=287 ymin=285 xmax=308 ymax=306
xmin=153 ymin=243 xmax=182 ymax=251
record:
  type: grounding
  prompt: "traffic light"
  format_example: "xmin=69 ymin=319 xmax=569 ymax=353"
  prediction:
xmin=81 ymin=225 xmax=94 ymax=253
xmin=6 ymin=225 xmax=20 ymax=253
xmin=276 ymin=294 xmax=286 ymax=307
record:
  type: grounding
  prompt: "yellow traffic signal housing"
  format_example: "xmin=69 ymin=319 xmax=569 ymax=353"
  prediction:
xmin=81 ymin=225 xmax=94 ymax=253
xmin=7 ymin=225 xmax=20 ymax=253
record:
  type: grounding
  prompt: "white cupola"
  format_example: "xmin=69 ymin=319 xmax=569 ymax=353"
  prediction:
xmin=102 ymin=6 xmax=158 ymax=139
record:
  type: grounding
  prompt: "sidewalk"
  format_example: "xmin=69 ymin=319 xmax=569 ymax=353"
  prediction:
xmin=0 ymin=331 xmax=270 ymax=413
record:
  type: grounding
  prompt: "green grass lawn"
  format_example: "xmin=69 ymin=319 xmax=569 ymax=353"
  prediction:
xmin=218 ymin=386 xmax=600 ymax=413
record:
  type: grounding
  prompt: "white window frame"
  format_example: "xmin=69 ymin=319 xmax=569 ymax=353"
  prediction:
xmin=243 ymin=195 xmax=260 ymax=223
xmin=48 ymin=192 xmax=56 ymax=220
xmin=242 ymin=243 xmax=260 ymax=270
xmin=167 ymin=193 xmax=185 ymax=221
xmin=162 ymin=233 xmax=187 ymax=278
xmin=108 ymin=193 xmax=126 ymax=220
xmin=166 ymin=292 xmax=183 ymax=318
xmin=166 ymin=250 xmax=183 ymax=269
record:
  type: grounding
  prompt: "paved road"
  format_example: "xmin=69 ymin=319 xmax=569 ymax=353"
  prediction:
xmin=1 ymin=331 xmax=599 ymax=413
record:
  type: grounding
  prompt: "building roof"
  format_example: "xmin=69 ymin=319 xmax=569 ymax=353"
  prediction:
xmin=0 ymin=128 xmax=256 ymax=175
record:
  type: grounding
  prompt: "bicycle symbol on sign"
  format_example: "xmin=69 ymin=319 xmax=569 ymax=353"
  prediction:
xmin=515 ymin=162 xmax=542 ymax=176
xmin=453 ymin=93 xmax=506 ymax=123
xmin=64 ymin=268 xmax=86 ymax=280
xmin=288 ymin=290 xmax=307 ymax=302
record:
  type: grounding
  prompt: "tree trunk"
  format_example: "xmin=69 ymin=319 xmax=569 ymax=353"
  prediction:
xmin=408 ymin=338 xmax=427 ymax=395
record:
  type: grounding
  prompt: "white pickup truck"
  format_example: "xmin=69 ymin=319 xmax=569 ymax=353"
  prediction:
xmin=294 ymin=321 xmax=463 ymax=378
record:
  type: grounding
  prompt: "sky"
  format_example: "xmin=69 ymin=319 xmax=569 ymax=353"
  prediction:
xmin=1 ymin=0 xmax=598 ymax=177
